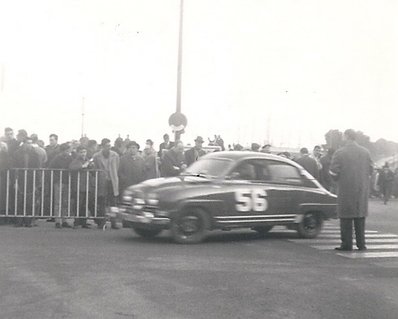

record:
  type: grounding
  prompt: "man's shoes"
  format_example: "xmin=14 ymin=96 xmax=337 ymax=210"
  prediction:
xmin=334 ymin=246 xmax=353 ymax=251
xmin=61 ymin=222 xmax=73 ymax=228
xmin=357 ymin=246 xmax=367 ymax=251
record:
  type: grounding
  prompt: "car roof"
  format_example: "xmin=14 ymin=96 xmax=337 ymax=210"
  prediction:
xmin=203 ymin=151 xmax=301 ymax=167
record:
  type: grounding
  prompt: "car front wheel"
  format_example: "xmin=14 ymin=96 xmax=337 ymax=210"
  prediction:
xmin=171 ymin=208 xmax=209 ymax=244
xmin=297 ymin=212 xmax=323 ymax=238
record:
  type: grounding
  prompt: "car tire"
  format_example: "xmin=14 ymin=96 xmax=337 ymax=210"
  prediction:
xmin=171 ymin=208 xmax=209 ymax=244
xmin=253 ymin=225 xmax=273 ymax=235
xmin=133 ymin=227 xmax=163 ymax=238
xmin=297 ymin=212 xmax=323 ymax=238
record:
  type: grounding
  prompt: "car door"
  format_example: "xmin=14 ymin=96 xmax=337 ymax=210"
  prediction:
xmin=257 ymin=159 xmax=305 ymax=223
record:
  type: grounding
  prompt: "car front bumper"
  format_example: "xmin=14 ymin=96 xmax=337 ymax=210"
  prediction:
xmin=115 ymin=207 xmax=171 ymax=226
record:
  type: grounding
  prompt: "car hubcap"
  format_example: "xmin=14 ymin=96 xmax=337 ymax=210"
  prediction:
xmin=178 ymin=216 xmax=200 ymax=235
xmin=304 ymin=214 xmax=317 ymax=232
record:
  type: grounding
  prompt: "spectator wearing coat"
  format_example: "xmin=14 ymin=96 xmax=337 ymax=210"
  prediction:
xmin=158 ymin=133 xmax=174 ymax=157
xmin=160 ymin=141 xmax=186 ymax=177
xmin=13 ymin=137 xmax=41 ymax=227
xmin=119 ymin=141 xmax=145 ymax=192
xmin=92 ymin=138 xmax=120 ymax=228
xmin=48 ymin=143 xmax=73 ymax=228
xmin=320 ymin=148 xmax=335 ymax=192
xmin=143 ymin=139 xmax=159 ymax=180
xmin=377 ymin=162 xmax=394 ymax=205
xmin=45 ymin=134 xmax=60 ymax=166
xmin=69 ymin=146 xmax=95 ymax=227
xmin=295 ymin=148 xmax=319 ymax=180
xmin=330 ymin=129 xmax=373 ymax=251
xmin=185 ymin=136 xmax=206 ymax=167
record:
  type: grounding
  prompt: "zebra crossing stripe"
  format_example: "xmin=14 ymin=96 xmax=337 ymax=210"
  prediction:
xmin=311 ymin=244 xmax=398 ymax=250
xmin=336 ymin=252 xmax=398 ymax=259
xmin=318 ymin=234 xmax=398 ymax=238
xmin=321 ymin=230 xmax=378 ymax=234
xmin=289 ymin=238 xmax=398 ymax=244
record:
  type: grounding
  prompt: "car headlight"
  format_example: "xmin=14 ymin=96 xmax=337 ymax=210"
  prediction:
xmin=122 ymin=190 xmax=133 ymax=202
xmin=146 ymin=193 xmax=159 ymax=206
xmin=133 ymin=198 xmax=145 ymax=210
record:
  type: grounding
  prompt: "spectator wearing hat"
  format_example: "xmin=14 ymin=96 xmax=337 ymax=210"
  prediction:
xmin=119 ymin=141 xmax=145 ymax=193
xmin=111 ymin=137 xmax=125 ymax=157
xmin=185 ymin=136 xmax=206 ymax=167
xmin=143 ymin=139 xmax=159 ymax=180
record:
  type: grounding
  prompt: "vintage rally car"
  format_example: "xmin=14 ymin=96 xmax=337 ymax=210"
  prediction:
xmin=117 ymin=151 xmax=337 ymax=244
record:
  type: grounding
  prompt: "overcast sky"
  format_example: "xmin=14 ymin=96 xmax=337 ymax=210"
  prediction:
xmin=0 ymin=0 xmax=397 ymax=149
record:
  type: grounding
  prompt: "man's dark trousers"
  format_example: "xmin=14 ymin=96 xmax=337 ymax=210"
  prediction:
xmin=340 ymin=217 xmax=366 ymax=249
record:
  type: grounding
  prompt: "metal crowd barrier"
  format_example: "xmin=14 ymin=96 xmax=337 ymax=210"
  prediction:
xmin=0 ymin=168 xmax=102 ymax=219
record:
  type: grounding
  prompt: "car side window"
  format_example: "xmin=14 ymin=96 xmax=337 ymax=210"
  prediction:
xmin=230 ymin=161 xmax=257 ymax=181
xmin=266 ymin=160 xmax=303 ymax=185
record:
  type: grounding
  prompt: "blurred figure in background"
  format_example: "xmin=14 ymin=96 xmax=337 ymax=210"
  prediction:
xmin=158 ymin=133 xmax=174 ymax=157
xmin=93 ymin=138 xmax=120 ymax=228
xmin=161 ymin=141 xmax=186 ymax=177
xmin=48 ymin=143 xmax=73 ymax=228
xmin=378 ymin=162 xmax=394 ymax=205
xmin=143 ymin=139 xmax=159 ymax=180
xmin=119 ymin=141 xmax=145 ymax=192
xmin=185 ymin=136 xmax=205 ymax=167
xmin=295 ymin=147 xmax=319 ymax=180
xmin=320 ymin=148 xmax=335 ymax=192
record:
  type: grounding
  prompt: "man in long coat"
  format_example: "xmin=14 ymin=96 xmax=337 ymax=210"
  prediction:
xmin=329 ymin=129 xmax=373 ymax=251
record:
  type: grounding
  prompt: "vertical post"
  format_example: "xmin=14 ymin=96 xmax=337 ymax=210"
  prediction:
xmin=5 ymin=170 xmax=9 ymax=215
xmin=41 ymin=170 xmax=45 ymax=217
xmin=175 ymin=0 xmax=184 ymax=143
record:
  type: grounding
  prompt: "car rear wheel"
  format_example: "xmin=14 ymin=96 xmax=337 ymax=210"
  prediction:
xmin=253 ymin=225 xmax=273 ymax=235
xmin=171 ymin=208 xmax=209 ymax=244
xmin=297 ymin=212 xmax=323 ymax=238
xmin=133 ymin=227 xmax=163 ymax=238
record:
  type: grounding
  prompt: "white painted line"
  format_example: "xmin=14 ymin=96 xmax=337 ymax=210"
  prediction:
xmin=321 ymin=230 xmax=378 ymax=234
xmin=289 ymin=238 xmax=398 ymax=244
xmin=311 ymin=245 xmax=398 ymax=250
xmin=336 ymin=252 xmax=398 ymax=259
xmin=319 ymin=234 xmax=398 ymax=239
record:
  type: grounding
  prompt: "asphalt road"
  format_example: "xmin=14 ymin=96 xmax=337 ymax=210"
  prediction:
xmin=1 ymin=199 xmax=398 ymax=319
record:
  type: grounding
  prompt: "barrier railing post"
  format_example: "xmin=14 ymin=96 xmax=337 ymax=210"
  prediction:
xmin=41 ymin=170 xmax=45 ymax=217
xmin=77 ymin=171 xmax=80 ymax=219
xmin=23 ymin=170 xmax=27 ymax=217
xmin=94 ymin=171 xmax=98 ymax=218
xmin=59 ymin=170 xmax=63 ymax=219
xmin=32 ymin=170 xmax=36 ymax=217
xmin=5 ymin=170 xmax=10 ymax=216
xmin=14 ymin=171 xmax=18 ymax=216
xmin=50 ymin=170 xmax=54 ymax=217
xmin=68 ymin=171 xmax=71 ymax=218
xmin=86 ymin=171 xmax=89 ymax=218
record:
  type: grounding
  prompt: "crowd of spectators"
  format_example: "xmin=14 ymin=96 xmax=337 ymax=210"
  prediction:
xmin=1 ymin=126 xmax=397 ymax=229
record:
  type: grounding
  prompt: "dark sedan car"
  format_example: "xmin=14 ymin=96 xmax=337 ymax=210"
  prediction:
xmin=116 ymin=151 xmax=337 ymax=244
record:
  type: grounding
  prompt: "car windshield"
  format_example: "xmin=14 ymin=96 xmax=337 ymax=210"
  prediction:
xmin=183 ymin=158 xmax=232 ymax=178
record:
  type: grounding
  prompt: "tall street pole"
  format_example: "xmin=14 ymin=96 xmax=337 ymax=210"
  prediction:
xmin=175 ymin=0 xmax=184 ymax=142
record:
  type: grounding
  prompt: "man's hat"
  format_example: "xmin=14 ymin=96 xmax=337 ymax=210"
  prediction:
xmin=194 ymin=136 xmax=204 ymax=143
